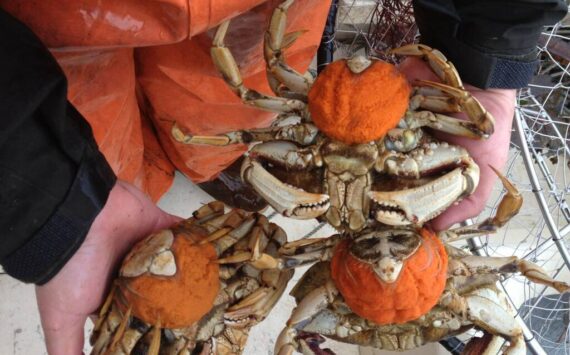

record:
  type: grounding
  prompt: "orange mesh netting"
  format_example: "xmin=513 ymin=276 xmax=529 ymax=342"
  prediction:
xmin=331 ymin=228 xmax=448 ymax=324
xmin=1 ymin=0 xmax=331 ymax=197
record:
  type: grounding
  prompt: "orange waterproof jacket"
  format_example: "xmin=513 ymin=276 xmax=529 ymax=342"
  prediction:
xmin=1 ymin=0 xmax=330 ymax=201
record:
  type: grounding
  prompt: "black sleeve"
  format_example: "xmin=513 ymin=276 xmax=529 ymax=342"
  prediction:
xmin=412 ymin=0 xmax=567 ymax=89
xmin=0 ymin=9 xmax=116 ymax=284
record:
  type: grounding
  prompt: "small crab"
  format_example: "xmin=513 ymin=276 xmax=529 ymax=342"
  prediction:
xmin=89 ymin=202 xmax=293 ymax=354
xmin=172 ymin=0 xmax=493 ymax=233
xmin=269 ymin=176 xmax=570 ymax=355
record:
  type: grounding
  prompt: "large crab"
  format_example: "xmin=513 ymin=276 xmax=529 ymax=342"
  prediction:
xmin=266 ymin=176 xmax=570 ymax=355
xmin=89 ymin=202 xmax=293 ymax=354
xmin=172 ymin=0 xmax=494 ymax=233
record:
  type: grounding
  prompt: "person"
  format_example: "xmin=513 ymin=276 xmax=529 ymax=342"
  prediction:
xmin=0 ymin=0 xmax=566 ymax=353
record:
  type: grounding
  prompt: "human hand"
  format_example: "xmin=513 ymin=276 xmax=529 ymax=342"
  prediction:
xmin=399 ymin=57 xmax=516 ymax=231
xmin=35 ymin=180 xmax=181 ymax=354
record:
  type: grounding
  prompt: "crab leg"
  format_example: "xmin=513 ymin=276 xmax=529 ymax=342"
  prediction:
xmin=241 ymin=157 xmax=330 ymax=219
xmin=212 ymin=20 xmax=307 ymax=115
xmin=206 ymin=266 xmax=293 ymax=354
xmin=91 ymin=303 xmax=157 ymax=355
xmin=463 ymin=292 xmax=525 ymax=355
xmin=225 ymin=268 xmax=294 ymax=325
xmin=91 ymin=302 xmax=123 ymax=354
xmin=377 ymin=142 xmax=477 ymax=178
xmin=457 ymin=256 xmax=570 ymax=293
xmin=392 ymin=44 xmax=494 ymax=138
xmin=249 ymin=141 xmax=319 ymax=168
xmin=264 ymin=0 xmax=314 ymax=98
xmin=275 ymin=281 xmax=339 ymax=355
xmin=409 ymin=91 xmax=461 ymax=113
xmin=221 ymin=234 xmax=341 ymax=270
xmin=440 ymin=167 xmax=523 ymax=242
xmin=405 ymin=110 xmax=492 ymax=140
xmin=391 ymin=44 xmax=463 ymax=88
xmin=279 ymin=235 xmax=341 ymax=268
xmin=416 ymin=80 xmax=495 ymax=137
xmin=214 ymin=213 xmax=291 ymax=269
xmin=174 ymin=200 xmax=225 ymax=230
xmin=171 ymin=122 xmax=319 ymax=146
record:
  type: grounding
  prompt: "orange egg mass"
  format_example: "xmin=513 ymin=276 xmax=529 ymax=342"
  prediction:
xmin=308 ymin=59 xmax=411 ymax=144
xmin=331 ymin=228 xmax=447 ymax=324
xmin=118 ymin=232 xmax=220 ymax=328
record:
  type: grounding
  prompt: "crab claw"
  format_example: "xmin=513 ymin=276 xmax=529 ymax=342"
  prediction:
xmin=241 ymin=157 xmax=330 ymax=219
xmin=369 ymin=165 xmax=479 ymax=225
xmin=276 ymin=328 xmax=335 ymax=355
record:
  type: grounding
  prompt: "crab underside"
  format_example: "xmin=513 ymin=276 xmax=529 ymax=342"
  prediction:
xmin=90 ymin=202 xmax=293 ymax=355
xmin=172 ymin=0 xmax=494 ymax=234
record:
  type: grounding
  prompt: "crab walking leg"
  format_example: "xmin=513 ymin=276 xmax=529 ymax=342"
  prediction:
xmin=91 ymin=304 xmax=157 ymax=355
xmin=441 ymin=167 xmax=523 ymax=242
xmin=91 ymin=290 xmax=153 ymax=355
xmin=171 ymin=122 xmax=319 ymax=146
xmin=409 ymin=90 xmax=462 ymax=113
xmin=391 ymin=44 xmax=463 ymax=88
xmin=212 ymin=20 xmax=307 ymax=115
xmin=241 ymin=157 xmax=330 ymax=219
xmin=416 ymin=80 xmax=495 ymax=137
xmin=377 ymin=142 xmax=477 ymax=179
xmin=213 ymin=212 xmax=293 ymax=270
xmin=91 ymin=303 xmax=123 ymax=354
xmin=405 ymin=110 xmax=492 ymax=140
xmin=275 ymin=281 xmax=339 ymax=355
xmin=225 ymin=268 xmax=294 ymax=324
xmin=221 ymin=234 xmax=341 ymax=270
xmin=456 ymin=256 xmax=570 ymax=293
xmin=190 ymin=201 xmax=226 ymax=223
xmin=463 ymin=293 xmax=525 ymax=355
xmin=392 ymin=44 xmax=494 ymax=138
xmin=207 ymin=267 xmax=294 ymax=353
xmin=279 ymin=235 xmax=341 ymax=268
xmin=264 ymin=0 xmax=314 ymax=97
xmin=249 ymin=141 xmax=319 ymax=168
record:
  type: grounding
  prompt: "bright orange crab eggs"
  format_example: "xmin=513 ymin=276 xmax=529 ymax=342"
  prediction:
xmin=331 ymin=228 xmax=448 ymax=324
xmin=117 ymin=227 xmax=220 ymax=329
xmin=308 ymin=58 xmax=411 ymax=144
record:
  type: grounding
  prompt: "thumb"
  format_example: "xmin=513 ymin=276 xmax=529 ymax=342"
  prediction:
xmin=154 ymin=211 xmax=183 ymax=230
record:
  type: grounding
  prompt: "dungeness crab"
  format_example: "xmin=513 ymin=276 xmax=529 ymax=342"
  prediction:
xmin=89 ymin=202 xmax=293 ymax=354
xmin=172 ymin=0 xmax=494 ymax=233
xmin=267 ymin=176 xmax=570 ymax=354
